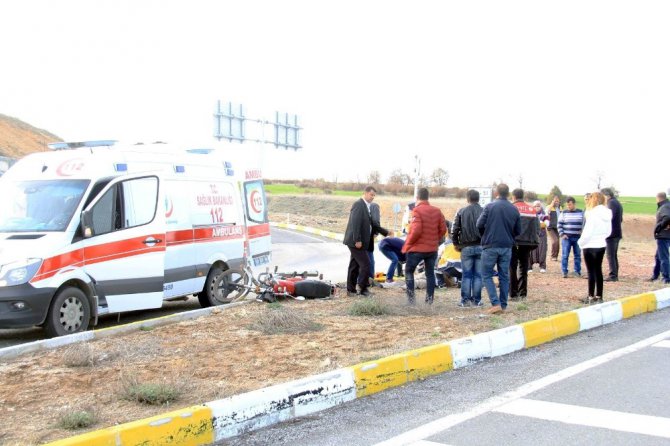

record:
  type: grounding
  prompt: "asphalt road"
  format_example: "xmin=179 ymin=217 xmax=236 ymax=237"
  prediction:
xmin=219 ymin=309 xmax=670 ymax=446
xmin=0 ymin=227 xmax=357 ymax=348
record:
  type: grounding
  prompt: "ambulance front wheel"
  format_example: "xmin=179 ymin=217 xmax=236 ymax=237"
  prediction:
xmin=44 ymin=287 xmax=91 ymax=338
xmin=199 ymin=266 xmax=249 ymax=307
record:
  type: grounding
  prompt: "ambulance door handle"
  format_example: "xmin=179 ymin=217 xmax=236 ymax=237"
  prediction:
xmin=142 ymin=237 xmax=162 ymax=246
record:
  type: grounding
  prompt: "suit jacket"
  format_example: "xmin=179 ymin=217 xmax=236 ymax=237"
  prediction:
xmin=343 ymin=198 xmax=389 ymax=251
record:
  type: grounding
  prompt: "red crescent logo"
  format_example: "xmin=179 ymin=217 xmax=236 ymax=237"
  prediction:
xmin=165 ymin=198 xmax=174 ymax=218
xmin=250 ymin=190 xmax=263 ymax=214
xmin=56 ymin=159 xmax=85 ymax=176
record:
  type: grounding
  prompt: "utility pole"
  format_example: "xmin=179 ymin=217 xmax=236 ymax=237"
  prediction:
xmin=413 ymin=155 xmax=421 ymax=200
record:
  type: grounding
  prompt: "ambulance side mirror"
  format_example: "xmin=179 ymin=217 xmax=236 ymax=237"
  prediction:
xmin=81 ymin=210 xmax=94 ymax=238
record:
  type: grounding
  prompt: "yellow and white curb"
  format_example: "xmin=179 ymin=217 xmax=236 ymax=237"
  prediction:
xmin=49 ymin=288 xmax=670 ymax=445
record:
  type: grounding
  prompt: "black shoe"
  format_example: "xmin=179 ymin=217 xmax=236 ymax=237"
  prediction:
xmin=604 ymin=277 xmax=618 ymax=282
xmin=647 ymin=277 xmax=659 ymax=282
xmin=346 ymin=291 xmax=358 ymax=297
xmin=359 ymin=289 xmax=373 ymax=297
xmin=562 ymin=273 xmax=568 ymax=278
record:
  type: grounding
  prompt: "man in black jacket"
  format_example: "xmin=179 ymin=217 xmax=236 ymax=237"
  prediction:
xmin=451 ymin=189 xmax=483 ymax=307
xmin=343 ymin=186 xmax=390 ymax=296
xmin=509 ymin=189 xmax=540 ymax=300
xmin=654 ymin=191 xmax=670 ymax=284
xmin=602 ymin=188 xmax=623 ymax=281
xmin=476 ymin=184 xmax=521 ymax=314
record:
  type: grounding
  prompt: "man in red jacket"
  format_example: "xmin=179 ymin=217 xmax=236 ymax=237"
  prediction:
xmin=402 ymin=187 xmax=447 ymax=305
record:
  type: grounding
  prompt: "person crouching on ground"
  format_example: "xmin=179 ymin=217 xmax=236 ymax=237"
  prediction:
xmin=379 ymin=236 xmax=406 ymax=283
xmin=402 ymin=187 xmax=446 ymax=305
xmin=577 ymin=192 xmax=612 ymax=304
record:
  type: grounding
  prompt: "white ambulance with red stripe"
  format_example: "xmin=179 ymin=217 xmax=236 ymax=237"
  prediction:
xmin=0 ymin=141 xmax=271 ymax=337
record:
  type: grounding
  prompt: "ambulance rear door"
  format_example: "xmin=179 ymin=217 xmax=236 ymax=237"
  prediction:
xmin=242 ymin=174 xmax=271 ymax=267
xmin=80 ymin=174 xmax=165 ymax=313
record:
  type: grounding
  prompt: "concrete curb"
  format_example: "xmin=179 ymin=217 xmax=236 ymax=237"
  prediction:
xmin=48 ymin=287 xmax=670 ymax=445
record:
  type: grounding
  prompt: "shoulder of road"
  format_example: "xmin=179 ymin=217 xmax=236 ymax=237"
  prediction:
xmin=5 ymin=222 xmax=667 ymax=446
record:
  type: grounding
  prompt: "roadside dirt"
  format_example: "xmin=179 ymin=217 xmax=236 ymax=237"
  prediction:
xmin=0 ymin=194 xmax=664 ymax=445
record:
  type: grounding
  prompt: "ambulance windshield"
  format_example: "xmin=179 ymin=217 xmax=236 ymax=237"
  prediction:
xmin=0 ymin=179 xmax=89 ymax=232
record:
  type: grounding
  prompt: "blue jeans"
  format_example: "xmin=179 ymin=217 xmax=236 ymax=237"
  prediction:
xmin=460 ymin=245 xmax=483 ymax=304
xmin=482 ymin=247 xmax=512 ymax=309
xmin=405 ymin=251 xmax=437 ymax=303
xmin=561 ymin=235 xmax=582 ymax=274
xmin=657 ymin=238 xmax=670 ymax=282
xmin=380 ymin=245 xmax=401 ymax=281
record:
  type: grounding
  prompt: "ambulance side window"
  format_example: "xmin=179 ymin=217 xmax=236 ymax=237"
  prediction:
xmin=121 ymin=177 xmax=158 ymax=227
xmin=90 ymin=187 xmax=116 ymax=234
xmin=88 ymin=177 xmax=157 ymax=236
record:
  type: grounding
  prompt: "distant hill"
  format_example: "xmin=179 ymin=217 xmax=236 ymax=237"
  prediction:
xmin=0 ymin=113 xmax=61 ymax=158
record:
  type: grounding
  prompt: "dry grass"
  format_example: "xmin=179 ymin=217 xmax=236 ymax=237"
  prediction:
xmin=118 ymin=371 xmax=189 ymax=406
xmin=347 ymin=298 xmax=393 ymax=316
xmin=56 ymin=408 xmax=97 ymax=430
xmin=249 ymin=307 xmax=324 ymax=335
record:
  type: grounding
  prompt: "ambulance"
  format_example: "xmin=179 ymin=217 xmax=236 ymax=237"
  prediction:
xmin=0 ymin=140 xmax=271 ymax=337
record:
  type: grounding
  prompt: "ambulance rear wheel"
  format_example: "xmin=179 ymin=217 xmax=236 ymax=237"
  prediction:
xmin=44 ymin=287 xmax=91 ymax=338
xmin=199 ymin=267 xmax=249 ymax=307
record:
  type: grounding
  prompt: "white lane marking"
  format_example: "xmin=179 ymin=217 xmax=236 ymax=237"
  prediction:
xmin=273 ymin=227 xmax=330 ymax=243
xmin=373 ymin=329 xmax=670 ymax=446
xmin=407 ymin=441 xmax=450 ymax=446
xmin=495 ymin=398 xmax=670 ymax=438
xmin=652 ymin=340 xmax=670 ymax=348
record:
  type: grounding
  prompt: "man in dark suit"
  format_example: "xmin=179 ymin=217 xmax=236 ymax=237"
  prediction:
xmin=601 ymin=188 xmax=623 ymax=282
xmin=343 ymin=186 xmax=391 ymax=296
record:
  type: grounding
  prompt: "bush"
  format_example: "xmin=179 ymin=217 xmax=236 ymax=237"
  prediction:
xmin=121 ymin=377 xmax=182 ymax=405
xmin=249 ymin=308 xmax=323 ymax=334
xmin=348 ymin=299 xmax=392 ymax=316
xmin=61 ymin=344 xmax=95 ymax=368
xmin=57 ymin=409 xmax=97 ymax=430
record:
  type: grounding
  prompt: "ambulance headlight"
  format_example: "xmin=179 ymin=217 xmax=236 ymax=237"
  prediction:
xmin=0 ymin=259 xmax=43 ymax=287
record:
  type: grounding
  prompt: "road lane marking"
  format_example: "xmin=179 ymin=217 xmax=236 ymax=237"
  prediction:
xmin=273 ymin=227 xmax=330 ymax=243
xmin=373 ymin=329 xmax=670 ymax=446
xmin=494 ymin=398 xmax=670 ymax=438
xmin=407 ymin=441 xmax=450 ymax=446
xmin=652 ymin=340 xmax=670 ymax=348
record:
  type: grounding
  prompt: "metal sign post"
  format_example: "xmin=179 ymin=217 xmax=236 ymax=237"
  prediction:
xmin=214 ymin=101 xmax=302 ymax=151
xmin=472 ymin=186 xmax=494 ymax=206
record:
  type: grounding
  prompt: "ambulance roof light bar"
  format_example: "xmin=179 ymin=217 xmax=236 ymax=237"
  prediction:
xmin=48 ymin=140 xmax=118 ymax=150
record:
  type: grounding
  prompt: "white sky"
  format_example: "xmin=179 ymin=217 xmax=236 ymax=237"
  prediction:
xmin=1 ymin=0 xmax=668 ymax=196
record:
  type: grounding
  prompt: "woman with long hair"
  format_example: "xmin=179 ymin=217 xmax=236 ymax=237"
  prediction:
xmin=577 ymin=192 xmax=612 ymax=303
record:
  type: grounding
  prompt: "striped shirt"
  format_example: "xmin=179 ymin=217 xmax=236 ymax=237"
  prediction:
xmin=557 ymin=208 xmax=584 ymax=236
